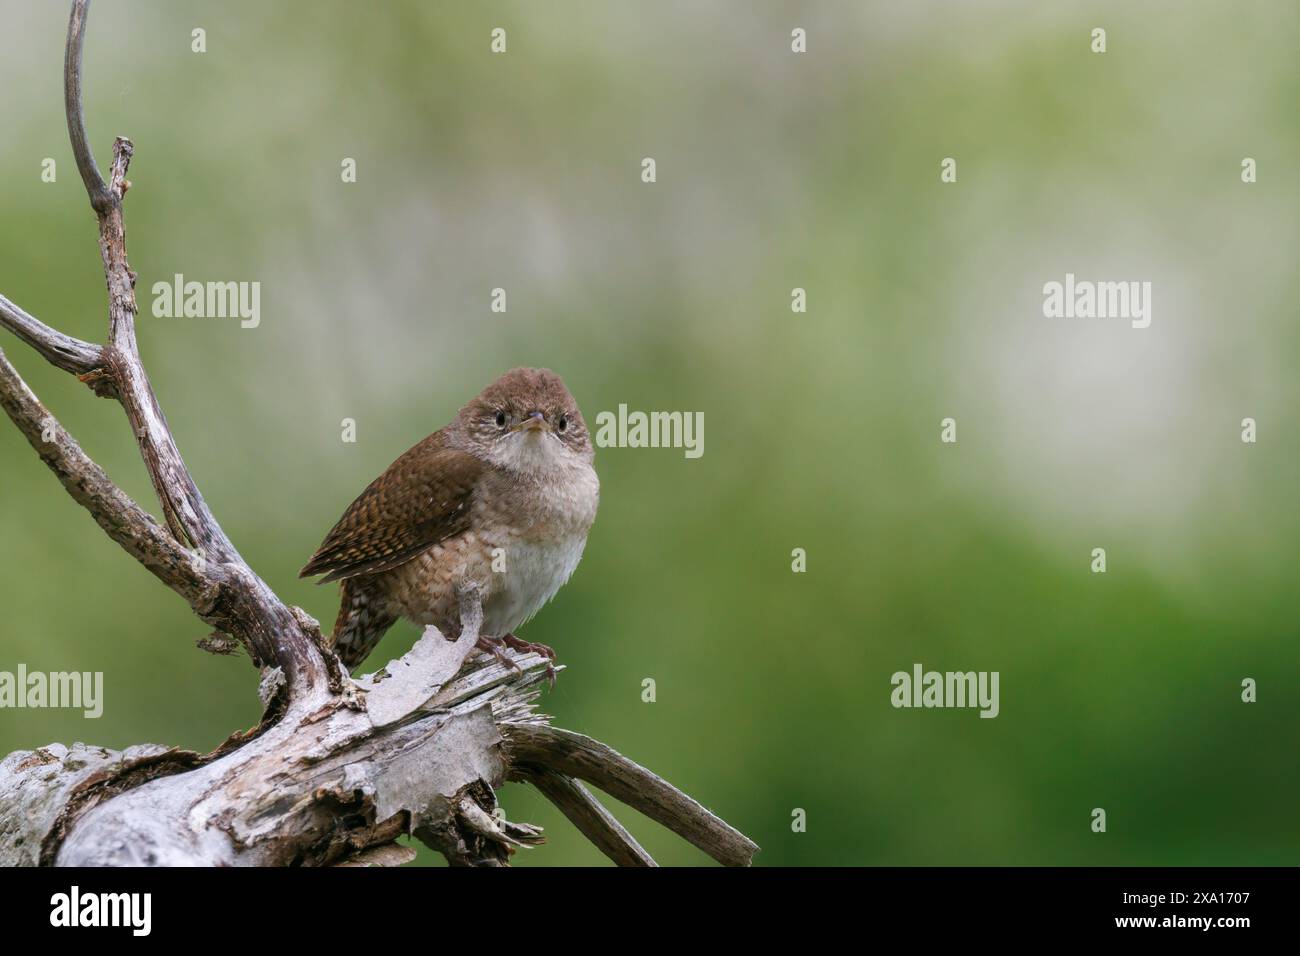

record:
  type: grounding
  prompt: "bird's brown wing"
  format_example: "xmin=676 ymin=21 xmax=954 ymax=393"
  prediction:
xmin=299 ymin=432 xmax=484 ymax=584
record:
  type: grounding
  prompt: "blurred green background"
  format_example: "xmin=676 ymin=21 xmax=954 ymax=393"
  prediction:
xmin=1 ymin=1 xmax=1297 ymax=866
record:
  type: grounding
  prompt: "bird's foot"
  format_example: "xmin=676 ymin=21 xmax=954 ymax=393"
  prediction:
xmin=501 ymin=633 xmax=556 ymax=661
xmin=474 ymin=634 xmax=523 ymax=675
xmin=501 ymin=633 xmax=557 ymax=688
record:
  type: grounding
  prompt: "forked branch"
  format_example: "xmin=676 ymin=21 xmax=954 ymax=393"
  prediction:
xmin=0 ymin=0 xmax=757 ymax=868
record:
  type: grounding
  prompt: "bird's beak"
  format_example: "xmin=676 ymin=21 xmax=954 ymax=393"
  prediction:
xmin=510 ymin=411 xmax=551 ymax=433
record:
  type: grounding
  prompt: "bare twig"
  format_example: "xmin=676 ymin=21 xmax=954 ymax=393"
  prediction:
xmin=517 ymin=767 xmax=657 ymax=866
xmin=63 ymin=0 xmax=111 ymax=212
xmin=0 ymin=348 xmax=213 ymax=610
xmin=61 ymin=0 xmax=234 ymax=559
xmin=0 ymin=294 xmax=102 ymax=377
xmin=505 ymin=724 xmax=759 ymax=866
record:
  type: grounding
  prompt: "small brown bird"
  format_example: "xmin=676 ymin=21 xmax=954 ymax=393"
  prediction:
xmin=301 ymin=368 xmax=599 ymax=674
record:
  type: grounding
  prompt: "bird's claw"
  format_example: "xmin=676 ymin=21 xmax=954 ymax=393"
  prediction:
xmin=501 ymin=633 xmax=558 ymax=689
xmin=501 ymin=633 xmax=556 ymax=662
xmin=476 ymin=633 xmax=558 ymax=688
xmin=474 ymin=634 xmax=523 ymax=675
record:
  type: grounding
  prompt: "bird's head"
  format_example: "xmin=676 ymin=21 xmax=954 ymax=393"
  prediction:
xmin=456 ymin=367 xmax=594 ymax=472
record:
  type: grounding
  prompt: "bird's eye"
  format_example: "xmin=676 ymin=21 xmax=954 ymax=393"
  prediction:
xmin=558 ymin=415 xmax=568 ymax=432
xmin=495 ymin=411 xmax=507 ymax=428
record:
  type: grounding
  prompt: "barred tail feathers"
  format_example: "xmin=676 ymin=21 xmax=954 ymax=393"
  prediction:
xmin=331 ymin=577 xmax=397 ymax=669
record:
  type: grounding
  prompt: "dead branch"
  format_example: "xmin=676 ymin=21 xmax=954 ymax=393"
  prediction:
xmin=506 ymin=724 xmax=758 ymax=866
xmin=0 ymin=294 xmax=101 ymax=376
xmin=514 ymin=768 xmax=658 ymax=867
xmin=0 ymin=0 xmax=757 ymax=868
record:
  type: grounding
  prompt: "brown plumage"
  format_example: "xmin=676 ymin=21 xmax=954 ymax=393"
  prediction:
xmin=301 ymin=368 xmax=599 ymax=670
xmin=300 ymin=433 xmax=482 ymax=584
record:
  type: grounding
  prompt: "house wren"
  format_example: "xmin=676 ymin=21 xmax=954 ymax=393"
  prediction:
xmin=301 ymin=367 xmax=599 ymax=674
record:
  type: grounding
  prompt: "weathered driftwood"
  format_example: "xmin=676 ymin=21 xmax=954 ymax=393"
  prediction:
xmin=0 ymin=0 xmax=757 ymax=868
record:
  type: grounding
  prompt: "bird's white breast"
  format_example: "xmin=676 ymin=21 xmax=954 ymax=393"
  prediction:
xmin=480 ymin=449 xmax=599 ymax=636
xmin=483 ymin=532 xmax=589 ymax=636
